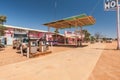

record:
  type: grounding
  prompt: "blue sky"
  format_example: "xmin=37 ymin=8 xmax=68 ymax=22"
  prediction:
xmin=0 ymin=0 xmax=118 ymax=38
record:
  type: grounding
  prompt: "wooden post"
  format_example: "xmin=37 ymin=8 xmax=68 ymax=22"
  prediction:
xmin=48 ymin=26 xmax=50 ymax=41
xmin=64 ymin=31 xmax=66 ymax=45
xmin=75 ymin=19 xmax=78 ymax=47
xmin=64 ymin=37 xmax=66 ymax=45
xmin=55 ymin=28 xmax=57 ymax=41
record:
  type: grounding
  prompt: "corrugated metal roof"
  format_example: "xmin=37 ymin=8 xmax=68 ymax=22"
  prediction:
xmin=4 ymin=25 xmax=48 ymax=33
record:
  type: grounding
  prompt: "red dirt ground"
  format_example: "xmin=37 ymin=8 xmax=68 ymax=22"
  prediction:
xmin=0 ymin=46 xmax=72 ymax=66
xmin=88 ymin=41 xmax=120 ymax=80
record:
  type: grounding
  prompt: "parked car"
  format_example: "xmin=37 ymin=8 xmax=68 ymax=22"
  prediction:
xmin=106 ymin=39 xmax=112 ymax=43
xmin=52 ymin=41 xmax=58 ymax=46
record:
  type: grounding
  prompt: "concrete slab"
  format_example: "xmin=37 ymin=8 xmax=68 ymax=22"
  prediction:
xmin=0 ymin=43 xmax=105 ymax=80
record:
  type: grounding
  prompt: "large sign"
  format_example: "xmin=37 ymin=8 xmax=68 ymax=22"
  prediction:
xmin=104 ymin=0 xmax=120 ymax=49
xmin=104 ymin=0 xmax=117 ymax=11
xmin=64 ymin=31 xmax=84 ymax=38
xmin=14 ymin=29 xmax=28 ymax=34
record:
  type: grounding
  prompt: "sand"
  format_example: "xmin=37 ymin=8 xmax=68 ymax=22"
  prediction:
xmin=0 ymin=42 xmax=119 ymax=80
xmin=0 ymin=45 xmax=72 ymax=66
xmin=0 ymin=46 xmax=28 ymax=66
xmin=0 ymin=42 xmax=105 ymax=80
xmin=88 ymin=41 xmax=120 ymax=80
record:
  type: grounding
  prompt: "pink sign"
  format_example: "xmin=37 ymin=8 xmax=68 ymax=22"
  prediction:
xmin=29 ymin=32 xmax=44 ymax=38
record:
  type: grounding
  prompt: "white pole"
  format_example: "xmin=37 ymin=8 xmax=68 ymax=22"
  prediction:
xmin=80 ymin=27 xmax=83 ymax=47
xmin=21 ymin=46 xmax=23 ymax=56
xmin=27 ymin=47 xmax=29 ymax=58
xmin=50 ymin=41 xmax=53 ymax=52
xmin=116 ymin=0 xmax=120 ymax=49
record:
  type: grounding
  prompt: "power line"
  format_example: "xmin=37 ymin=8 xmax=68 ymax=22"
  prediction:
xmin=89 ymin=0 xmax=102 ymax=15
xmin=54 ymin=0 xmax=57 ymax=21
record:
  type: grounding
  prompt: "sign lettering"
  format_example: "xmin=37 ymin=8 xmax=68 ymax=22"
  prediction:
xmin=104 ymin=0 xmax=117 ymax=11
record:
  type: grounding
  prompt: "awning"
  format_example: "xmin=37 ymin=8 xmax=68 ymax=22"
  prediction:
xmin=43 ymin=14 xmax=95 ymax=29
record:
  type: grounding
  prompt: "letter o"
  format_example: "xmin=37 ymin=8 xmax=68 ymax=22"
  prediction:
xmin=110 ymin=1 xmax=116 ymax=8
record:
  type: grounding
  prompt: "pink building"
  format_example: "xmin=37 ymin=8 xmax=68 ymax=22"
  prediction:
xmin=4 ymin=25 xmax=48 ymax=45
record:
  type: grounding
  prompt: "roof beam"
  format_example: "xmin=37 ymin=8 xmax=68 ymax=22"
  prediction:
xmin=43 ymin=14 xmax=96 ymax=29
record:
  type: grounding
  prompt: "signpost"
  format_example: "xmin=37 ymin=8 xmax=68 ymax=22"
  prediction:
xmin=104 ymin=0 xmax=120 ymax=49
xmin=116 ymin=0 xmax=120 ymax=49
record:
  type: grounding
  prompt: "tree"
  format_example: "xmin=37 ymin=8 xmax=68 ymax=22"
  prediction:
xmin=54 ymin=28 xmax=59 ymax=33
xmin=94 ymin=32 xmax=102 ymax=42
xmin=0 ymin=15 xmax=7 ymax=36
xmin=90 ymin=36 xmax=95 ymax=41
xmin=82 ymin=30 xmax=91 ymax=42
xmin=90 ymin=36 xmax=95 ymax=43
xmin=0 ymin=16 xmax=6 ymax=24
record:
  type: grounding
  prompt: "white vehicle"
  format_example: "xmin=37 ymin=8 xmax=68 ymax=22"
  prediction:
xmin=106 ymin=39 xmax=112 ymax=43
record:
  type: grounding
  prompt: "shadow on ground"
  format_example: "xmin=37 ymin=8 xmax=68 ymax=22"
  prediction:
xmin=93 ymin=48 xmax=117 ymax=51
xmin=54 ymin=45 xmax=88 ymax=48
xmin=0 ymin=48 xmax=5 ymax=51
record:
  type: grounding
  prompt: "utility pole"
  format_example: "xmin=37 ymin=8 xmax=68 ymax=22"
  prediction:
xmin=116 ymin=0 xmax=120 ymax=49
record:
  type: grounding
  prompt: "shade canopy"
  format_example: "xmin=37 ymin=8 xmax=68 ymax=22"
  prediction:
xmin=43 ymin=14 xmax=95 ymax=29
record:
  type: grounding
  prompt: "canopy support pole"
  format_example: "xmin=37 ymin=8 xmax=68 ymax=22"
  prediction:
xmin=75 ymin=19 xmax=78 ymax=47
xmin=80 ymin=27 xmax=83 ymax=47
xmin=64 ymin=37 xmax=66 ymax=45
xmin=47 ymin=27 xmax=50 ymax=41
xmin=28 ymin=31 xmax=30 ymax=58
